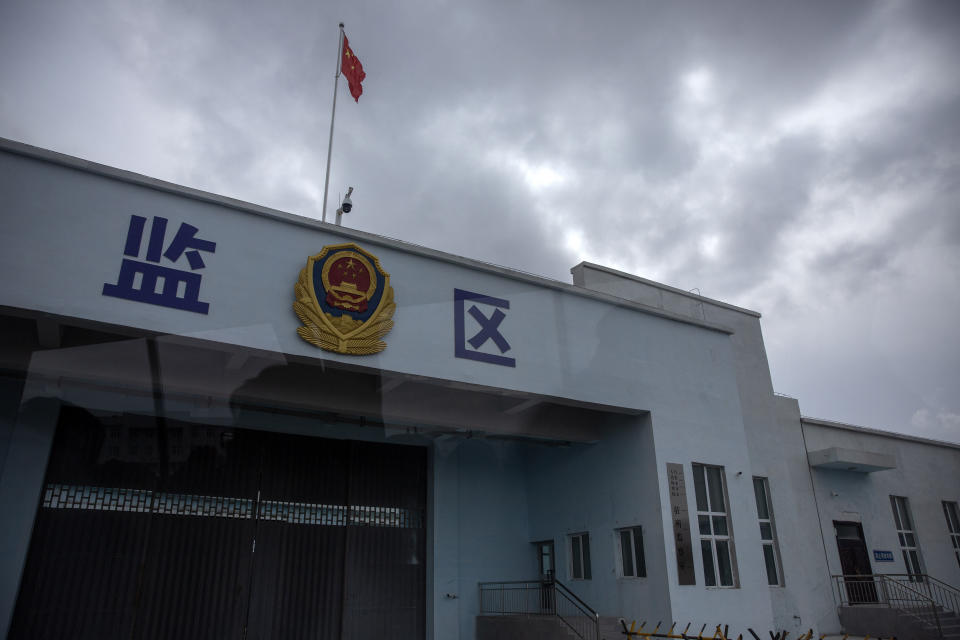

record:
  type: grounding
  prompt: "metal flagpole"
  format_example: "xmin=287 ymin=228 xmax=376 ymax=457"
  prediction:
xmin=321 ymin=23 xmax=345 ymax=223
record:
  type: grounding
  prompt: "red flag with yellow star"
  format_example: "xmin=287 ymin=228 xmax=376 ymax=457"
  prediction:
xmin=341 ymin=35 xmax=366 ymax=102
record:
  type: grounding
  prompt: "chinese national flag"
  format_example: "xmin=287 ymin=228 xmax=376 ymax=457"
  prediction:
xmin=341 ymin=35 xmax=366 ymax=102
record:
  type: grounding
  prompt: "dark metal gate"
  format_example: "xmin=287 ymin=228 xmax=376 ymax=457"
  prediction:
xmin=10 ymin=406 xmax=426 ymax=639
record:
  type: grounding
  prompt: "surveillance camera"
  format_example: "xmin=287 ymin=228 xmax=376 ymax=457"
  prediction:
xmin=340 ymin=186 xmax=354 ymax=214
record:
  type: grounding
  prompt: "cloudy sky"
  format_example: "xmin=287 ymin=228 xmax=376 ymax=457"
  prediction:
xmin=1 ymin=0 xmax=958 ymax=442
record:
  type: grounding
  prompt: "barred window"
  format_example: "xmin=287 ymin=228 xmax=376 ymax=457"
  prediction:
xmin=693 ymin=463 xmax=737 ymax=587
xmin=569 ymin=532 xmax=592 ymax=580
xmin=617 ymin=526 xmax=646 ymax=578
xmin=753 ymin=477 xmax=783 ymax=586
xmin=942 ymin=501 xmax=960 ymax=570
xmin=890 ymin=495 xmax=924 ymax=581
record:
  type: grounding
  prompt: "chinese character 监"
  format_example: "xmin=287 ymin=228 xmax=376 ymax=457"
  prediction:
xmin=103 ymin=215 xmax=216 ymax=314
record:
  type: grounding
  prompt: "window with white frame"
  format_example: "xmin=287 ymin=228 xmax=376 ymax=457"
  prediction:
xmin=890 ymin=495 xmax=924 ymax=581
xmin=569 ymin=532 xmax=592 ymax=580
xmin=617 ymin=526 xmax=646 ymax=578
xmin=753 ymin=477 xmax=783 ymax=586
xmin=943 ymin=501 xmax=960 ymax=569
xmin=693 ymin=463 xmax=737 ymax=587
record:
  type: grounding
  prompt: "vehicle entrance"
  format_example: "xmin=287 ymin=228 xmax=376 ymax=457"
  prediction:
xmin=10 ymin=406 xmax=426 ymax=639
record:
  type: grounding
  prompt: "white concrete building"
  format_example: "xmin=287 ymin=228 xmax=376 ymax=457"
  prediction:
xmin=0 ymin=138 xmax=958 ymax=640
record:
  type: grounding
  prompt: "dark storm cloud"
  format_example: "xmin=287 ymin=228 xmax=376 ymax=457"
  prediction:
xmin=811 ymin=241 xmax=900 ymax=293
xmin=337 ymin=123 xmax=575 ymax=280
xmin=697 ymin=134 xmax=824 ymax=289
xmin=1 ymin=0 xmax=958 ymax=442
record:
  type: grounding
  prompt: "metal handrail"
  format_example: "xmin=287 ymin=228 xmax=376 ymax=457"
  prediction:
xmin=923 ymin=574 xmax=960 ymax=596
xmin=555 ymin=579 xmax=601 ymax=640
xmin=832 ymin=574 xmax=947 ymax=638
xmin=555 ymin=579 xmax=597 ymax=617
xmin=880 ymin=573 xmax=960 ymax=619
xmin=875 ymin=573 xmax=960 ymax=591
xmin=478 ymin=579 xmax=600 ymax=640
xmin=882 ymin=576 xmax=943 ymax=636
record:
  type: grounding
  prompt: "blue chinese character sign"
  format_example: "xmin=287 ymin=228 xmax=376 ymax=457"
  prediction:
xmin=873 ymin=550 xmax=894 ymax=562
xmin=293 ymin=243 xmax=396 ymax=355
xmin=454 ymin=288 xmax=515 ymax=367
xmin=102 ymin=215 xmax=216 ymax=314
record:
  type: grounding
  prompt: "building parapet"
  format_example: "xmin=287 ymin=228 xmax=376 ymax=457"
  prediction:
xmin=0 ymin=137 xmax=734 ymax=337
xmin=801 ymin=416 xmax=960 ymax=451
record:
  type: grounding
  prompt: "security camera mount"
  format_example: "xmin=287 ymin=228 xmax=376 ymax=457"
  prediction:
xmin=336 ymin=186 xmax=354 ymax=226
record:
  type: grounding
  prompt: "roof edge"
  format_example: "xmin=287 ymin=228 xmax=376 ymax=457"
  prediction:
xmin=801 ymin=415 xmax=960 ymax=451
xmin=572 ymin=261 xmax=763 ymax=318
xmin=0 ymin=137 xmax=735 ymax=336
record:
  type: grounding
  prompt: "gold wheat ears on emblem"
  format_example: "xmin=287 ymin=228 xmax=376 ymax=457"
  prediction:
xmin=294 ymin=266 xmax=395 ymax=355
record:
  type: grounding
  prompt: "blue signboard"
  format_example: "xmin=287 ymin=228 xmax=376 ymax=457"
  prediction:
xmin=873 ymin=550 xmax=894 ymax=562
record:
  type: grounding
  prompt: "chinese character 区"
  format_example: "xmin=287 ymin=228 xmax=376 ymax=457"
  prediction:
xmin=453 ymin=288 xmax=515 ymax=367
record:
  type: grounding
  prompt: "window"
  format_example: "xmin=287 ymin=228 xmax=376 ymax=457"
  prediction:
xmin=890 ymin=496 xmax=924 ymax=580
xmin=753 ymin=477 xmax=783 ymax=586
xmin=569 ymin=532 xmax=592 ymax=579
xmin=693 ymin=463 xmax=737 ymax=587
xmin=943 ymin=501 xmax=960 ymax=569
xmin=617 ymin=527 xmax=646 ymax=578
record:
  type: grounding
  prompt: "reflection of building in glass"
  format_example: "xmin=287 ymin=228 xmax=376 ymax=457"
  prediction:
xmin=1 ymin=139 xmax=958 ymax=640
xmin=96 ymin=416 xmax=228 ymax=467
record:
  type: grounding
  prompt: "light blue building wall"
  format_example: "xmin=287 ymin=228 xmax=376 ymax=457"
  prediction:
xmin=0 ymin=137 xmax=767 ymax=637
xmin=803 ymin=417 xmax=960 ymax=590
xmin=431 ymin=438 xmax=535 ymax=639
xmin=525 ymin=414 xmax=671 ymax=623
xmin=2 ymin=138 xmax=959 ymax=640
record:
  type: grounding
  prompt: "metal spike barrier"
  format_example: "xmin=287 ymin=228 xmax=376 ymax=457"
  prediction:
xmin=619 ymin=619 xmax=897 ymax=640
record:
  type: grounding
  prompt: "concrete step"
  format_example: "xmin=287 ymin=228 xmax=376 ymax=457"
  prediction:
xmin=476 ymin=614 xmax=582 ymax=640
xmin=598 ymin=616 xmax=624 ymax=639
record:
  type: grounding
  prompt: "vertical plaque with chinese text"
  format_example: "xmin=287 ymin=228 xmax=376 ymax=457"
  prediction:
xmin=667 ymin=462 xmax=696 ymax=585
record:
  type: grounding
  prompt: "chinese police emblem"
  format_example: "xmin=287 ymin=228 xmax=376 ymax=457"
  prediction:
xmin=293 ymin=243 xmax=395 ymax=355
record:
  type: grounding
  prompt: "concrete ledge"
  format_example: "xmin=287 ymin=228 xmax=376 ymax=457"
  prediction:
xmin=808 ymin=447 xmax=896 ymax=473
